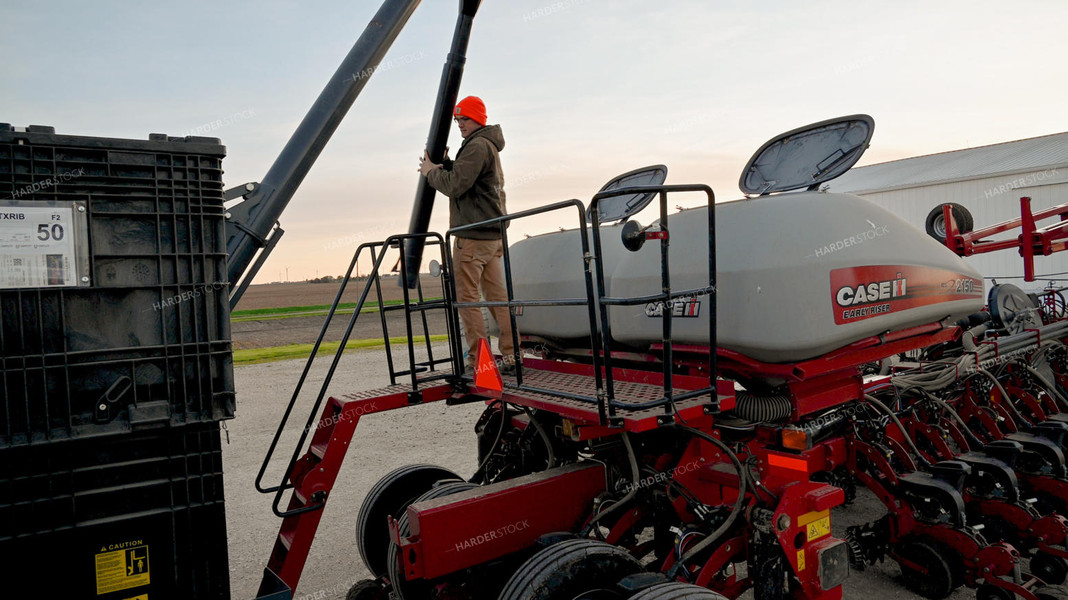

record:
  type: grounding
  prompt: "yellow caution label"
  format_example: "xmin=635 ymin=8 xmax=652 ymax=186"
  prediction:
xmin=796 ymin=509 xmax=831 ymax=542
xmin=806 ymin=516 xmax=832 ymax=542
xmin=561 ymin=419 xmax=576 ymax=439
xmin=797 ymin=549 xmax=806 ymax=571
xmin=95 ymin=543 xmax=150 ymax=595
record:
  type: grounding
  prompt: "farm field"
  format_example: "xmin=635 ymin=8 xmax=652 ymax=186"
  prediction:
xmin=231 ymin=276 xmax=447 ymax=351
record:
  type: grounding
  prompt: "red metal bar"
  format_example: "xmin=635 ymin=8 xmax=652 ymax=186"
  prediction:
xmin=392 ymin=462 xmax=606 ymax=580
xmin=942 ymin=198 xmax=1068 ymax=281
xmin=1022 ymin=197 xmax=1038 ymax=280
xmin=263 ymin=383 xmax=455 ymax=594
xmin=943 ymin=203 xmax=960 ymax=253
xmin=951 ymin=199 xmax=1068 ymax=249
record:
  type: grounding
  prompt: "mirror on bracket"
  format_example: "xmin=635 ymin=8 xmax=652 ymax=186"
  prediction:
xmin=587 ymin=164 xmax=668 ymax=224
xmin=620 ymin=219 xmax=647 ymax=252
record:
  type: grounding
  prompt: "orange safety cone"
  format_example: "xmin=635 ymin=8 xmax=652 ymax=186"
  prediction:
xmin=473 ymin=337 xmax=503 ymax=393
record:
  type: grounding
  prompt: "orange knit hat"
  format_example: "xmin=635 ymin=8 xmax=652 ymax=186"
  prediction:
xmin=454 ymin=96 xmax=487 ymax=126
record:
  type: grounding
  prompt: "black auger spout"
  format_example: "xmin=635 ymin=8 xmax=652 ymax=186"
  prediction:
xmin=225 ymin=0 xmax=422 ymax=308
xmin=402 ymin=0 xmax=482 ymax=288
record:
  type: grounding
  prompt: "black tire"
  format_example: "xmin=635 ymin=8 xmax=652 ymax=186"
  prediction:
xmin=976 ymin=582 xmax=1016 ymax=600
xmin=346 ymin=579 xmax=388 ymax=600
xmin=895 ymin=540 xmax=957 ymax=599
xmin=1036 ymin=584 xmax=1068 ymax=600
xmin=498 ymin=539 xmax=643 ymax=600
xmin=628 ymin=582 xmax=729 ymax=599
xmin=388 ymin=481 xmax=480 ymax=600
xmin=1034 ymin=552 xmax=1068 ymax=586
xmin=357 ymin=464 xmax=462 ymax=577
xmin=925 ymin=202 xmax=974 ymax=241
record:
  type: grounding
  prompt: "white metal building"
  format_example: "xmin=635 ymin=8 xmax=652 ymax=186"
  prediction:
xmin=826 ymin=132 xmax=1068 ymax=288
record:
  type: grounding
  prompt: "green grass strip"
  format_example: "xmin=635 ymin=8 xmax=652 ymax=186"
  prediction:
xmin=233 ymin=335 xmax=450 ymax=365
xmin=231 ymin=298 xmax=442 ymax=322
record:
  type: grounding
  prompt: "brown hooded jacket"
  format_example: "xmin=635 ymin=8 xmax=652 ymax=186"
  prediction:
xmin=427 ymin=124 xmax=506 ymax=240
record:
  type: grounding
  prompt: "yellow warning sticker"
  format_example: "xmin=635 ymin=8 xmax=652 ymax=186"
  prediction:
xmin=806 ymin=516 xmax=832 ymax=542
xmin=797 ymin=549 xmax=806 ymax=571
xmin=95 ymin=543 xmax=150 ymax=595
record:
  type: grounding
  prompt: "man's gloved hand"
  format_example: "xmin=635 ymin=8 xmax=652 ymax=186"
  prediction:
xmin=418 ymin=149 xmax=442 ymax=176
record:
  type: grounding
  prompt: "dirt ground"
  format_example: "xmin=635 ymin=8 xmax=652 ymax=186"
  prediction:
xmin=235 ymin=276 xmax=443 ymax=311
xmin=231 ymin=277 xmax=449 ymax=351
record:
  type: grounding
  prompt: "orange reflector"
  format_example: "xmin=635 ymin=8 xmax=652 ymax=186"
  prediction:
xmin=768 ymin=453 xmax=809 ymax=474
xmin=781 ymin=427 xmax=810 ymax=451
xmin=474 ymin=338 xmax=503 ymax=392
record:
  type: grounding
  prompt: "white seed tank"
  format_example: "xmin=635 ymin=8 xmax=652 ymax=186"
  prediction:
xmin=509 ymin=191 xmax=984 ymax=363
xmin=508 ymin=116 xmax=986 ymax=363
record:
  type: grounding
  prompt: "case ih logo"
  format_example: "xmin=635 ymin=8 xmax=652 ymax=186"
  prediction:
xmin=830 ymin=265 xmax=982 ymax=325
xmin=645 ymin=296 xmax=701 ymax=318
xmin=835 ymin=275 xmax=907 ymax=307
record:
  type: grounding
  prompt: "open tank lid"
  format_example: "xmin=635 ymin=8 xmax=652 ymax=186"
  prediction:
xmin=588 ymin=164 xmax=668 ymax=223
xmin=739 ymin=114 xmax=874 ymax=195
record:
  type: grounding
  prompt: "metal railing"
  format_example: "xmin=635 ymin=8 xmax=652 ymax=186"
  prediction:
xmin=590 ymin=184 xmax=718 ymax=422
xmin=445 ymin=184 xmax=719 ymax=426
xmin=256 ymin=183 xmax=720 ymax=516
xmin=444 ymin=199 xmax=611 ymax=420
xmin=255 ymin=232 xmax=454 ymax=516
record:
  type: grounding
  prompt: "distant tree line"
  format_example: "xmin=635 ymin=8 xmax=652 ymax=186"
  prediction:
xmin=305 ymin=275 xmax=372 ymax=284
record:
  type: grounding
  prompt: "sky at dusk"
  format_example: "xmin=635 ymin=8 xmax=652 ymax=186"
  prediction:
xmin=4 ymin=0 xmax=1067 ymax=283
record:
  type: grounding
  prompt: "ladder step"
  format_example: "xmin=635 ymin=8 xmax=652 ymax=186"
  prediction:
xmin=279 ymin=530 xmax=295 ymax=551
xmin=309 ymin=442 xmax=328 ymax=459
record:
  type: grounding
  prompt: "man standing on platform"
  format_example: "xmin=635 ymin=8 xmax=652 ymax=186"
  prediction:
xmin=418 ymin=95 xmax=517 ymax=374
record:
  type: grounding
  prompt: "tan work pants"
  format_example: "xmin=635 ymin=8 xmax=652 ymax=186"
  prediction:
xmin=453 ymin=237 xmax=517 ymax=367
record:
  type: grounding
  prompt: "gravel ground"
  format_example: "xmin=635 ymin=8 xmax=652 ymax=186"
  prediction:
xmin=226 ymin=348 xmax=976 ymax=600
xmin=226 ymin=345 xmax=484 ymax=600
